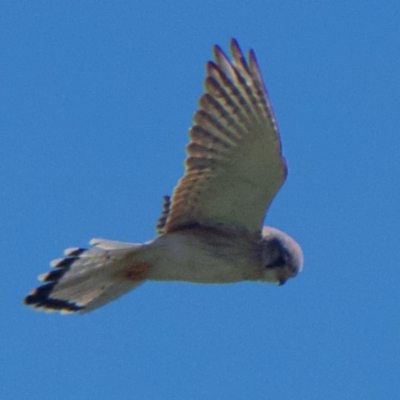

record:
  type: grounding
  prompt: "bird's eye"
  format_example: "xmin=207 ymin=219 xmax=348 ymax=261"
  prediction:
xmin=269 ymin=256 xmax=286 ymax=269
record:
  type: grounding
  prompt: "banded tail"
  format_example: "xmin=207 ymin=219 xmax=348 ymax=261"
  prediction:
xmin=24 ymin=238 xmax=149 ymax=314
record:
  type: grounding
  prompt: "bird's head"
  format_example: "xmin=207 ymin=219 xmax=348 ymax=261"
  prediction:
xmin=260 ymin=226 xmax=303 ymax=285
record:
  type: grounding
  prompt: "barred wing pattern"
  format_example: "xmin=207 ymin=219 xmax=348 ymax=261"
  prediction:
xmin=156 ymin=195 xmax=171 ymax=235
xmin=23 ymin=40 xmax=298 ymax=315
xmin=163 ymin=39 xmax=287 ymax=234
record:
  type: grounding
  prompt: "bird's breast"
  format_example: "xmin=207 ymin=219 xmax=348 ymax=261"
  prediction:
xmin=145 ymin=229 xmax=260 ymax=283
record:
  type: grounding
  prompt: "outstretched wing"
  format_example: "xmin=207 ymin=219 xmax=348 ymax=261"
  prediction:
xmin=163 ymin=39 xmax=287 ymax=234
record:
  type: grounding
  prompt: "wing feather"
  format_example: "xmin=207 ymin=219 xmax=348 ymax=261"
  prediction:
xmin=163 ymin=39 xmax=287 ymax=234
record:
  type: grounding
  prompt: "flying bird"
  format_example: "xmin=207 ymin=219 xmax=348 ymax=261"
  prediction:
xmin=24 ymin=39 xmax=303 ymax=314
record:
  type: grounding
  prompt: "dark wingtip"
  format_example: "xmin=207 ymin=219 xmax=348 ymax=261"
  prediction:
xmin=64 ymin=247 xmax=86 ymax=257
xmin=39 ymin=268 xmax=65 ymax=283
xmin=24 ymin=283 xmax=84 ymax=313
xmin=213 ymin=43 xmax=223 ymax=57
xmin=50 ymin=256 xmax=79 ymax=269
xmin=230 ymin=38 xmax=240 ymax=52
xmin=25 ymin=248 xmax=88 ymax=314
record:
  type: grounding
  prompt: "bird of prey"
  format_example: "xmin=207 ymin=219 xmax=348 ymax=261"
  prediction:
xmin=24 ymin=39 xmax=303 ymax=314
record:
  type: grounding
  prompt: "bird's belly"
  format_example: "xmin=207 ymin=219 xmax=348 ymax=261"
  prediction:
xmin=145 ymin=232 xmax=254 ymax=283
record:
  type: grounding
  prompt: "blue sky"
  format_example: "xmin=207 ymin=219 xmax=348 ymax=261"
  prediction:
xmin=2 ymin=1 xmax=400 ymax=399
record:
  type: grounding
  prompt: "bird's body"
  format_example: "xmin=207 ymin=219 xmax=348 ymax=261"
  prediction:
xmin=24 ymin=39 xmax=303 ymax=314
xmin=146 ymin=227 xmax=262 ymax=283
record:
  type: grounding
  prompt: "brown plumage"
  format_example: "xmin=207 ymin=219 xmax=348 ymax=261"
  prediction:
xmin=24 ymin=39 xmax=302 ymax=315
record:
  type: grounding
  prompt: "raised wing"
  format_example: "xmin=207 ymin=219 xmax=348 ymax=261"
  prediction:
xmin=163 ymin=39 xmax=287 ymax=234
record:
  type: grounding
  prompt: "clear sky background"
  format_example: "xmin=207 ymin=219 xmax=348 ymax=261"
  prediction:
xmin=2 ymin=2 xmax=400 ymax=399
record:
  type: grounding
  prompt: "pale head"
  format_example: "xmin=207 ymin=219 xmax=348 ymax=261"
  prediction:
xmin=260 ymin=226 xmax=303 ymax=285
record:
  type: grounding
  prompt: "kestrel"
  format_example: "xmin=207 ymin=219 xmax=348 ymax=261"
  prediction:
xmin=24 ymin=39 xmax=303 ymax=314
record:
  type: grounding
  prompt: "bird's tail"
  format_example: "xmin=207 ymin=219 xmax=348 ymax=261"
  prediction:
xmin=24 ymin=238 xmax=150 ymax=314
